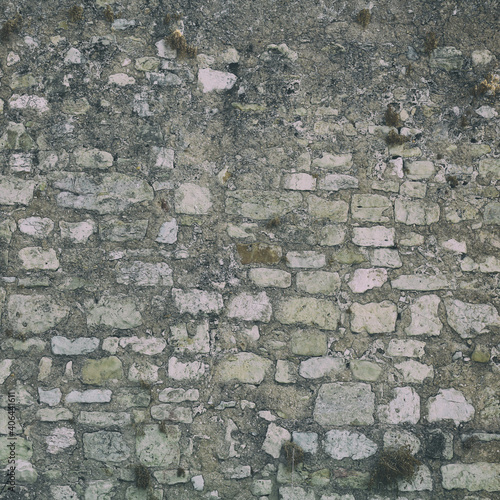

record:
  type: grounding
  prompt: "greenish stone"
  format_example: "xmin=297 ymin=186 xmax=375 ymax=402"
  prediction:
xmin=82 ymin=356 xmax=123 ymax=384
xmin=430 ymin=47 xmax=464 ymax=71
xmin=0 ymin=122 xmax=34 ymax=151
xmin=332 ymin=245 xmax=366 ymax=264
xmin=62 ymin=97 xmax=91 ymax=115
xmin=0 ymin=437 xmax=32 ymax=461
xmin=232 ymin=102 xmax=267 ymax=112
xmin=333 ymin=470 xmax=370 ymax=489
xmin=10 ymin=73 xmax=37 ymax=89
xmin=309 ymin=468 xmax=330 ymax=487
xmin=351 ymin=360 xmax=382 ymax=381
xmin=471 ymin=347 xmax=490 ymax=363
xmin=291 ymin=330 xmax=327 ymax=356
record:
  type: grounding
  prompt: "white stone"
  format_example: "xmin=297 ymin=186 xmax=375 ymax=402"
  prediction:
xmin=307 ymin=196 xmax=349 ymax=221
xmin=370 ymin=248 xmax=402 ymax=268
xmin=0 ymin=360 xmax=13 ymax=384
xmin=442 ymin=239 xmax=466 ymax=253
xmin=471 ymin=49 xmax=494 ymax=66
xmin=216 ymin=352 xmax=272 ymax=384
xmin=392 ymin=275 xmax=449 ymax=291
xmin=18 ymin=217 xmax=54 ymax=237
xmin=119 ymin=336 xmax=167 ymax=355
xmin=348 ymin=268 xmax=387 ymax=293
xmin=19 ymin=247 xmax=59 ymax=270
xmin=128 ymin=362 xmax=159 ymax=383
xmin=38 ymin=388 xmax=62 ymax=407
xmin=170 ymin=321 xmax=210 ymax=353
xmin=198 ymin=68 xmax=237 ymax=92
xmin=352 ymin=226 xmax=395 ymax=247
xmin=117 ymin=261 xmax=173 ymax=287
xmin=351 ymin=194 xmax=393 ymax=222
xmin=156 ymin=219 xmax=178 ymax=243
xmin=319 ymin=174 xmax=358 ymax=190
xmin=46 ymin=427 xmax=77 ymax=454
xmin=399 ymin=465 xmax=433 ymax=491
xmin=0 ymin=176 xmax=36 ymax=205
xmin=192 ymin=475 xmax=204 ymax=491
xmin=387 ymin=339 xmax=425 ymax=358
xmin=60 ymin=220 xmax=96 ymax=243
xmin=248 ymin=268 xmax=291 ymax=288
xmin=299 ymin=357 xmax=344 ymax=379
xmin=51 ymin=486 xmax=78 ymax=500
xmin=280 ymin=487 xmax=315 ymax=500
xmin=383 ymin=429 xmax=420 ymax=454
xmin=395 ymin=199 xmax=440 ymax=225
xmin=312 ymin=153 xmax=352 ymax=169
xmin=108 ymin=73 xmax=136 ymax=86
xmin=292 ymin=432 xmax=318 ymax=454
xmin=158 ymin=388 xmax=199 ymax=403
xmin=175 ymin=183 xmax=212 ymax=214
xmin=296 ymin=271 xmax=341 ymax=294
xmin=379 ymin=387 xmax=420 ymax=424
xmin=64 ymin=47 xmax=82 ymax=64
xmin=282 ymin=173 xmax=316 ymax=190
xmin=475 ymin=106 xmax=498 ymax=119
xmin=275 ymin=360 xmax=297 ymax=384
xmin=66 ymin=390 xmax=112 ymax=403
xmin=427 ymin=388 xmax=475 ymax=425
xmin=396 ymin=360 xmax=434 ymax=383
xmin=444 ymin=299 xmax=500 ymax=338
xmin=227 ymin=292 xmax=272 ymax=322
xmin=86 ymin=296 xmax=142 ymax=329
xmin=168 ymin=357 xmax=207 ymax=380
xmin=442 ymin=463 xmax=500 ymax=492
xmin=172 ymin=288 xmax=223 ymax=315
xmin=351 ymin=301 xmax=397 ymax=334
xmin=400 ymin=180 xmax=426 ymax=198
xmin=276 ymin=297 xmax=340 ymax=330
xmin=262 ymin=423 xmax=291 ymax=458
xmin=286 ymin=251 xmax=326 ymax=268
xmin=324 ymin=430 xmax=377 ymax=459
xmin=9 ymin=94 xmax=49 ymax=112
xmin=406 ymin=294 xmax=442 ymax=336
xmin=38 ymin=357 xmax=52 ymax=381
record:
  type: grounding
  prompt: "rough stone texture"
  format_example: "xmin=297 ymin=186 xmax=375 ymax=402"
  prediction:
xmin=0 ymin=2 xmax=497 ymax=497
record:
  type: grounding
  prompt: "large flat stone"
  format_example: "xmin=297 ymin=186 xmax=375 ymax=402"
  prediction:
xmin=324 ymin=430 xmax=377 ymax=459
xmin=227 ymin=292 xmax=271 ymax=322
xmin=225 ymin=190 xmax=302 ymax=219
xmin=444 ymin=299 xmax=500 ymax=338
xmin=86 ymin=295 xmax=142 ymax=329
xmin=406 ymin=294 xmax=442 ymax=336
xmin=172 ymin=288 xmax=223 ymax=315
xmin=216 ymin=353 xmax=272 ymax=384
xmin=442 ymin=463 xmax=500 ymax=492
xmin=83 ymin=431 xmax=130 ymax=462
xmin=276 ymin=297 xmax=340 ymax=330
xmin=351 ymin=301 xmax=397 ymax=334
xmin=136 ymin=424 xmax=180 ymax=467
xmin=314 ymin=383 xmax=375 ymax=426
xmin=427 ymin=388 xmax=475 ymax=425
xmin=0 ymin=176 xmax=36 ymax=205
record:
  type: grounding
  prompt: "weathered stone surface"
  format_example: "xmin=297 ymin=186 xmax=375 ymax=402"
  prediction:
xmin=216 ymin=353 xmax=271 ymax=384
xmin=319 ymin=225 xmax=346 ymax=246
xmin=427 ymin=388 xmax=475 ymax=425
xmin=18 ymin=217 xmax=54 ymax=237
xmin=319 ymin=174 xmax=359 ymax=190
xmin=128 ymin=361 xmax=159 ymax=383
xmin=54 ymin=173 xmax=154 ymax=214
xmin=74 ymin=147 xmax=113 ymax=169
xmin=442 ymin=463 xmax=500 ymax=492
xmin=314 ymin=383 xmax=375 ymax=426
xmin=296 ymin=271 xmax=341 ymax=294
xmin=59 ymin=220 xmax=96 ymax=243
xmin=248 ymin=268 xmax=291 ymax=288
xmin=429 ymin=46 xmax=464 ymax=70
xmin=117 ymin=261 xmax=173 ymax=286
xmin=283 ymin=173 xmax=316 ymax=190
xmin=351 ymin=301 xmax=397 ymax=334
xmin=399 ymin=464 xmax=433 ymax=491
xmin=392 ymin=275 xmax=449 ymax=290
xmin=299 ymin=357 xmax=345 ymax=379
xmin=352 ymin=226 xmax=395 ymax=247
xmin=83 ymin=431 xmax=130 ymax=462
xmin=484 ymin=202 xmax=500 ymax=224
xmin=262 ymin=423 xmax=291 ymax=458
xmin=151 ymin=404 xmax=193 ymax=423
xmin=226 ymin=191 xmax=302 ymax=219
xmin=51 ymin=336 xmax=99 ymax=355
xmin=291 ymin=330 xmax=327 ymax=356
xmin=168 ymin=357 xmax=207 ymax=380
xmin=99 ymin=219 xmax=148 ymax=241
xmin=46 ymin=427 xmax=77 ymax=454
xmin=7 ymin=295 xmax=69 ymax=334
xmin=227 ymin=292 xmax=272 ymax=322
xmin=39 ymin=388 xmax=62 ymax=406
xmin=352 ymin=194 xmax=393 ymax=222
xmin=396 ymin=359 xmax=434 ymax=383
xmin=286 ymin=251 xmax=326 ymax=268
xmin=387 ymin=339 xmax=426 ymax=358
xmin=18 ymin=247 xmax=59 ymax=270
xmin=406 ymin=294 xmax=442 ymax=336
xmin=312 ymin=153 xmax=352 ymax=169
xmin=87 ymin=295 xmax=142 ymax=329
xmin=405 ymin=160 xmax=435 ymax=179
xmin=173 ymin=288 xmax=223 ymax=315
xmin=136 ymin=424 xmax=180 ymax=467
xmin=82 ymin=356 xmax=123 ymax=384
xmin=198 ymin=68 xmax=237 ymax=92
xmin=350 ymin=360 xmax=382 ymax=381
xmin=170 ymin=321 xmax=209 ymax=353
xmin=395 ymin=199 xmax=440 ymax=225
xmin=324 ymin=430 xmax=377 ymax=459
xmin=175 ymin=183 xmax=212 ymax=214
xmin=78 ymin=412 xmax=131 ymax=427
xmin=237 ymin=243 xmax=282 ymax=264
xmin=0 ymin=176 xmax=36 ymax=205
xmin=66 ymin=390 xmax=112 ymax=403
xmin=379 ymin=387 xmax=420 ymax=424
xmin=348 ymin=268 xmax=387 ymax=293
xmin=276 ymin=298 xmax=340 ymax=330
xmin=444 ymin=299 xmax=500 ymax=338
xmin=156 ymin=219 xmax=178 ymax=244
xmin=307 ymin=196 xmax=349 ymax=221
xmin=0 ymin=122 xmax=33 ymax=150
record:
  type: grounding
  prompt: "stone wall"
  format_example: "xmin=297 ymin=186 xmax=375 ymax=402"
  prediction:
xmin=0 ymin=0 xmax=499 ymax=499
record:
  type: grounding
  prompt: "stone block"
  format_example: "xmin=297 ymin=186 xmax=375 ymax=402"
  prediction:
xmin=351 ymin=301 xmax=397 ymax=334
xmin=276 ymin=297 xmax=340 ymax=330
xmin=216 ymin=353 xmax=271 ymax=384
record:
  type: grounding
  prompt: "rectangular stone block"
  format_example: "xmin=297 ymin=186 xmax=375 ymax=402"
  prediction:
xmin=296 ymin=271 xmax=340 ymax=294
xmin=276 ymin=297 xmax=340 ymax=330
xmin=307 ymin=196 xmax=349 ymax=221
xmin=442 ymin=463 xmax=500 ymax=492
xmin=395 ymin=199 xmax=440 ymax=225
xmin=351 ymin=194 xmax=393 ymax=222
xmin=352 ymin=226 xmax=395 ymax=247
xmin=286 ymin=251 xmax=326 ymax=268
xmin=225 ymin=190 xmax=302 ymax=219
xmin=248 ymin=268 xmax=291 ymax=288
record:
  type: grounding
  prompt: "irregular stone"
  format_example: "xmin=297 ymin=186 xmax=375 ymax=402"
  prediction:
xmin=66 ymin=390 xmax=112 ymax=403
xmin=64 ymin=47 xmax=82 ymax=64
xmin=442 ymin=463 xmax=500 ymax=492
xmin=296 ymin=271 xmax=341 ymax=294
xmin=351 ymin=301 xmax=397 ymax=334
xmin=108 ymin=73 xmax=136 ymax=86
xmin=319 ymin=225 xmax=346 ymax=246
xmin=307 ymin=196 xmax=349 ymax=221
xmin=7 ymin=295 xmax=69 ymax=334
xmin=282 ymin=173 xmax=316 ymax=190
xmin=479 ymin=158 xmax=500 ymax=177
xmin=135 ymin=57 xmax=160 ymax=72
xmin=279 ymin=487 xmax=315 ymax=500
xmin=484 ymin=202 xmax=500 ymax=224
xmin=252 ymin=479 xmax=273 ymax=496
xmin=396 ymin=359 xmax=434 ymax=383
xmin=169 ymin=321 xmax=209 ymax=353
xmin=399 ymin=464 xmax=433 ymax=491
xmin=87 ymin=296 xmax=142 ymax=329
xmin=46 ymin=427 xmax=77 ymax=454
xmin=82 ymin=357 xmax=123 ymax=385
xmin=379 ymin=387 xmax=420 ymax=424
xmin=405 ymin=160 xmax=435 ymax=179
xmin=0 ymin=176 xmax=36 ymax=205
xmin=156 ymin=219 xmax=178 ymax=244
xmin=387 ymin=339 xmax=426 ymax=358
xmin=117 ymin=262 xmax=173 ymax=286
xmin=171 ymin=288 xmax=222 ymax=316
xmin=128 ymin=361 xmax=159 ymax=383
xmin=430 ymin=47 xmax=463 ymax=71
xmin=471 ymin=49 xmax=494 ymax=66
xmin=348 ymin=268 xmax=387 ymax=293
xmin=18 ymin=217 xmax=54 ymax=237
xmin=262 ymin=423 xmax=291 ymax=458
xmin=119 ymin=336 xmax=167 ymax=355
xmin=216 ymin=353 xmax=271 ymax=384
xmin=198 ymin=68 xmax=237 ymax=92
xmin=319 ymin=174 xmax=359 ymax=190
xmin=78 ymin=412 xmax=131 ymax=427
xmin=9 ymin=94 xmax=49 ymax=113
xmin=275 ymin=360 xmax=297 ymax=384
xmin=99 ymin=219 xmax=148 ymax=241
xmin=136 ymin=424 xmax=180 ymax=467
xmin=406 ymin=294 xmax=442 ymax=336
xmin=352 ymin=226 xmax=395 ymax=247
xmin=51 ymin=336 xmax=99 ymax=355
xmin=471 ymin=346 xmax=490 ymax=363
xmin=392 ymin=275 xmax=449 ymax=290
xmin=151 ymin=405 xmax=193 ymax=423
xmin=62 ymin=97 xmax=90 ymax=115
xmin=442 ymin=239 xmax=467 ymax=253
xmin=59 ymin=220 xmax=96 ymax=243
xmin=428 ymin=388 xmax=475 ymax=425
xmin=18 ymin=247 xmax=59 ymax=270
xmin=299 ymin=357 xmax=344 ymax=379
xmin=276 ymin=297 xmax=340 ymax=330
xmin=291 ymin=330 xmax=327 ymax=356
xmin=54 ymin=172 xmax=154 ymax=214
xmin=312 ymin=153 xmax=352 ymax=169
xmin=395 ymin=199 xmax=440 ymax=225
xmin=248 ymin=268 xmax=291 ymax=288
xmin=74 ymin=147 xmax=113 ymax=169
xmin=475 ymin=105 xmax=497 ymax=119
xmin=400 ymin=180 xmax=426 ymax=198
xmin=38 ymin=388 xmax=62 ymax=406
xmin=0 ymin=218 xmax=16 ymax=244
xmin=83 ymin=431 xmax=130 ymax=462
xmin=0 ymin=122 xmax=33 ymax=151
xmin=352 ymin=194 xmax=393 ymax=222
xmin=286 ymin=251 xmax=326 ymax=268
xmin=51 ymin=486 xmax=78 ymax=500
xmin=314 ymin=383 xmax=375 ymax=426
xmin=350 ymin=360 xmax=382 ymax=381
xmin=444 ymin=299 xmax=500 ymax=338
xmin=324 ymin=430 xmax=377 ymax=459
xmin=158 ymin=388 xmax=199 ymax=403
xmin=479 ymin=256 xmax=500 ymax=273
xmin=168 ymin=357 xmax=207 ymax=380
xmin=175 ymin=183 xmax=212 ymax=214
xmin=236 ymin=243 xmax=282 ymax=264
xmin=227 ymin=292 xmax=271 ymax=322
xmin=146 ymin=71 xmax=183 ymax=86
xmin=225 ymin=190 xmax=302 ymax=219
xmin=85 ymin=481 xmax=115 ymax=500
xmin=0 ymin=437 xmax=32 ymax=461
